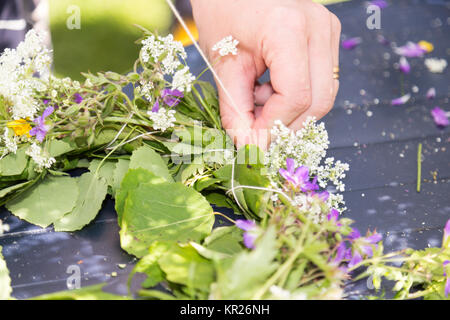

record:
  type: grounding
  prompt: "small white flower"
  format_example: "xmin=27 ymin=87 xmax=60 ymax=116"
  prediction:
xmin=26 ymin=143 xmax=56 ymax=172
xmin=147 ymin=107 xmax=176 ymax=132
xmin=171 ymin=66 xmax=195 ymax=92
xmin=0 ymin=219 xmax=10 ymax=235
xmin=2 ymin=128 xmax=18 ymax=155
xmin=212 ymin=36 xmax=239 ymax=56
xmin=424 ymin=58 xmax=447 ymax=73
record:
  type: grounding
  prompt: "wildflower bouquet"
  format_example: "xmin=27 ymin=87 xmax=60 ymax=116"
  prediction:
xmin=0 ymin=29 xmax=449 ymax=300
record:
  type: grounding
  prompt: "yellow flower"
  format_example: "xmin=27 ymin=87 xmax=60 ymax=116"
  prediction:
xmin=418 ymin=41 xmax=434 ymax=53
xmin=7 ymin=119 xmax=32 ymax=137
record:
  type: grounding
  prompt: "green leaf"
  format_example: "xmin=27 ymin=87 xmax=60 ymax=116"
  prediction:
xmin=158 ymin=243 xmax=215 ymax=291
xmin=211 ymin=227 xmax=278 ymax=299
xmin=129 ymin=145 xmax=173 ymax=182
xmin=111 ymin=159 xmax=130 ymax=196
xmin=120 ymin=182 xmax=214 ymax=257
xmin=0 ymin=180 xmax=34 ymax=199
xmin=0 ymin=147 xmax=28 ymax=176
xmin=88 ymin=159 xmax=116 ymax=187
xmin=6 ymin=176 xmax=79 ymax=228
xmin=194 ymin=177 xmax=222 ymax=192
xmin=0 ymin=246 xmax=12 ymax=300
xmin=129 ymin=241 xmax=174 ymax=289
xmin=115 ymin=168 xmax=167 ymax=225
xmin=204 ymin=226 xmax=244 ymax=256
xmin=30 ymin=284 xmax=130 ymax=300
xmin=53 ymin=172 xmax=108 ymax=232
xmin=48 ymin=139 xmax=75 ymax=158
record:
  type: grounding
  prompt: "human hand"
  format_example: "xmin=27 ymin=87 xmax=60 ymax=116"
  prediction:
xmin=190 ymin=0 xmax=341 ymax=148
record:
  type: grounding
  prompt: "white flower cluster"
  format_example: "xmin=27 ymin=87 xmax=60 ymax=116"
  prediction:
xmin=26 ymin=143 xmax=56 ymax=172
xmin=147 ymin=107 xmax=176 ymax=132
xmin=138 ymin=80 xmax=154 ymax=101
xmin=212 ymin=35 xmax=239 ymax=56
xmin=141 ymin=34 xmax=187 ymax=75
xmin=140 ymin=34 xmax=195 ymax=92
xmin=0 ymin=30 xmax=52 ymax=120
xmin=2 ymin=129 xmax=18 ymax=155
xmin=424 ymin=58 xmax=447 ymax=73
xmin=266 ymin=118 xmax=349 ymax=213
xmin=171 ymin=66 xmax=195 ymax=93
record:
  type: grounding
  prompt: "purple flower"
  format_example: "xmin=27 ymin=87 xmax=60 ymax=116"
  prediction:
xmin=445 ymin=219 xmax=450 ymax=237
xmin=391 ymin=93 xmax=411 ymax=106
xmin=315 ymin=190 xmax=330 ymax=202
xmin=426 ymin=87 xmax=436 ymax=100
xmin=152 ymin=100 xmax=160 ymax=113
xmin=377 ymin=34 xmax=390 ymax=46
xmin=365 ymin=233 xmax=383 ymax=244
xmin=431 ymin=107 xmax=449 ymax=127
xmin=331 ymin=242 xmax=347 ymax=265
xmin=348 ymin=251 xmax=363 ymax=268
xmin=394 ymin=42 xmax=426 ymax=58
xmin=279 ymin=158 xmax=319 ymax=192
xmin=348 ymin=228 xmax=361 ymax=241
xmin=444 ymin=261 xmax=450 ymax=297
xmin=369 ymin=0 xmax=388 ymax=9
xmin=235 ymin=219 xmax=257 ymax=249
xmin=161 ymin=89 xmax=183 ymax=107
xmin=43 ymin=99 xmax=50 ymax=105
xmin=327 ymin=209 xmax=340 ymax=222
xmin=74 ymin=93 xmax=83 ymax=104
xmin=29 ymin=106 xmax=54 ymax=142
xmin=399 ymin=56 xmax=410 ymax=74
xmin=342 ymin=37 xmax=362 ymax=50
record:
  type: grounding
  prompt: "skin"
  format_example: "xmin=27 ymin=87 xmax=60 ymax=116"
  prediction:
xmin=190 ymin=0 xmax=341 ymax=149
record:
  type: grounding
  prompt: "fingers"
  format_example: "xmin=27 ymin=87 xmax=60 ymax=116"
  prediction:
xmin=253 ymin=9 xmax=311 ymax=132
xmin=215 ymin=55 xmax=257 ymax=147
xmin=289 ymin=6 xmax=335 ymax=132
xmin=254 ymin=82 xmax=273 ymax=106
xmin=330 ymin=12 xmax=341 ymax=103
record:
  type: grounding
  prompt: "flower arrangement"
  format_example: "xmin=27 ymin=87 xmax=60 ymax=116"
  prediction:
xmin=0 ymin=29 xmax=448 ymax=300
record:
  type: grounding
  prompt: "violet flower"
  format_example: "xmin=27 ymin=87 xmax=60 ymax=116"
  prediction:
xmin=235 ymin=219 xmax=257 ymax=249
xmin=152 ymin=100 xmax=160 ymax=113
xmin=444 ymin=261 xmax=450 ymax=297
xmin=327 ymin=208 xmax=340 ymax=222
xmin=331 ymin=242 xmax=347 ymax=265
xmin=431 ymin=107 xmax=449 ymax=127
xmin=342 ymin=37 xmax=362 ymax=50
xmin=279 ymin=158 xmax=319 ymax=192
xmin=426 ymin=87 xmax=436 ymax=100
xmin=316 ymin=190 xmax=329 ymax=202
xmin=369 ymin=0 xmax=388 ymax=9
xmin=74 ymin=93 xmax=83 ymax=104
xmin=444 ymin=219 xmax=450 ymax=239
xmin=394 ymin=42 xmax=426 ymax=58
xmin=348 ymin=228 xmax=361 ymax=241
xmin=30 ymin=106 xmax=54 ymax=142
xmin=377 ymin=34 xmax=390 ymax=46
xmin=161 ymin=88 xmax=183 ymax=107
xmin=399 ymin=56 xmax=410 ymax=74
xmin=348 ymin=251 xmax=363 ymax=268
xmin=391 ymin=93 xmax=411 ymax=106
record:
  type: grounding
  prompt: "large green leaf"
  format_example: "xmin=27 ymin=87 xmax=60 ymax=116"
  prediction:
xmin=115 ymin=168 xmax=167 ymax=225
xmin=120 ymin=182 xmax=214 ymax=257
xmin=129 ymin=145 xmax=173 ymax=182
xmin=158 ymin=243 xmax=215 ymax=292
xmin=31 ymin=284 xmax=129 ymax=300
xmin=48 ymin=139 xmax=75 ymax=158
xmin=204 ymin=226 xmax=244 ymax=256
xmin=111 ymin=159 xmax=130 ymax=196
xmin=88 ymin=159 xmax=116 ymax=187
xmin=0 ymin=180 xmax=34 ymax=199
xmin=0 ymin=147 xmax=28 ymax=176
xmin=6 ymin=176 xmax=79 ymax=228
xmin=0 ymin=246 xmax=12 ymax=300
xmin=53 ymin=172 xmax=108 ymax=232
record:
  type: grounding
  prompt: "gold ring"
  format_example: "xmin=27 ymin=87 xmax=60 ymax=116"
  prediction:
xmin=333 ymin=66 xmax=340 ymax=80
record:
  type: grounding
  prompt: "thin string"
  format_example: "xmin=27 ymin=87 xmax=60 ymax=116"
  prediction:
xmin=164 ymin=0 xmax=243 ymax=121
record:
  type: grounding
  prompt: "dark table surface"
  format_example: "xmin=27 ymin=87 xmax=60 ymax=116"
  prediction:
xmin=1 ymin=0 xmax=449 ymax=299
